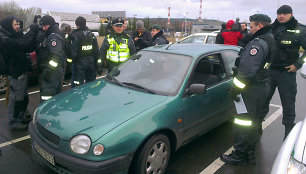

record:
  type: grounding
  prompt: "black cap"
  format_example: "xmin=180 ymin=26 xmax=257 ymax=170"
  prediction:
xmin=150 ymin=24 xmax=160 ymax=30
xmin=112 ymin=17 xmax=124 ymax=26
xmin=40 ymin=15 xmax=56 ymax=26
xmin=75 ymin=16 xmax=86 ymax=27
xmin=277 ymin=5 xmax=293 ymax=14
xmin=249 ymin=14 xmax=271 ymax=23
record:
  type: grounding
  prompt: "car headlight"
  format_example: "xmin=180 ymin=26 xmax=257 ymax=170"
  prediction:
xmin=32 ymin=108 xmax=38 ymax=124
xmin=70 ymin=135 xmax=91 ymax=154
xmin=287 ymin=155 xmax=306 ymax=174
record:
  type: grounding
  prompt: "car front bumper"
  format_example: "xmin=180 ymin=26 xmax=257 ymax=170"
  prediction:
xmin=29 ymin=122 xmax=133 ymax=174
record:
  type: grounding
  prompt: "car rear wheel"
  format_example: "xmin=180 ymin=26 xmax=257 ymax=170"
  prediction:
xmin=0 ymin=75 xmax=7 ymax=94
xmin=132 ymin=134 xmax=171 ymax=174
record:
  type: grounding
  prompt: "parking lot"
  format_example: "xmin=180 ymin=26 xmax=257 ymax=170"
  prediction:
xmin=0 ymin=71 xmax=305 ymax=174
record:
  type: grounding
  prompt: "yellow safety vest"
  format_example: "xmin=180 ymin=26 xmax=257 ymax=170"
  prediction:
xmin=106 ymin=35 xmax=130 ymax=62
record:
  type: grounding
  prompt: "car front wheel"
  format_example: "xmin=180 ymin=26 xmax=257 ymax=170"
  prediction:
xmin=132 ymin=134 xmax=171 ymax=174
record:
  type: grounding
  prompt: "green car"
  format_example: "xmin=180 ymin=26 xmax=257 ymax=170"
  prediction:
xmin=29 ymin=44 xmax=240 ymax=174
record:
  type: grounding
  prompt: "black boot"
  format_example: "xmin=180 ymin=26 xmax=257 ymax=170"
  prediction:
xmin=220 ymin=150 xmax=247 ymax=165
xmin=284 ymin=123 xmax=295 ymax=140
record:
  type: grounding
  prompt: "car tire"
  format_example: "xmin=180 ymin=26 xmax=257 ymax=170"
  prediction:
xmin=132 ymin=134 xmax=171 ymax=174
xmin=0 ymin=75 xmax=7 ymax=94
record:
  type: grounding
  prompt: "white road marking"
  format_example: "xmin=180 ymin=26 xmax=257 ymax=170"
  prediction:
xmin=200 ymin=104 xmax=282 ymax=174
xmin=0 ymin=135 xmax=31 ymax=148
xmin=0 ymin=75 xmax=106 ymax=102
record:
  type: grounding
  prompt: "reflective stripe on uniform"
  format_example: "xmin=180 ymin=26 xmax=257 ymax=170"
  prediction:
xmin=304 ymin=57 xmax=306 ymax=63
xmin=49 ymin=60 xmax=58 ymax=67
xmin=97 ymin=59 xmax=102 ymax=63
xmin=74 ymin=81 xmax=80 ymax=85
xmin=106 ymin=35 xmax=130 ymax=62
xmin=67 ymin=58 xmax=72 ymax=63
xmin=233 ymin=77 xmax=246 ymax=89
xmin=234 ymin=118 xmax=252 ymax=126
xmin=41 ymin=96 xmax=52 ymax=100
xmin=287 ymin=30 xmax=300 ymax=34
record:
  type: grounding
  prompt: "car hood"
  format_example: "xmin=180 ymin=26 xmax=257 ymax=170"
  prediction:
xmin=36 ymin=79 xmax=167 ymax=142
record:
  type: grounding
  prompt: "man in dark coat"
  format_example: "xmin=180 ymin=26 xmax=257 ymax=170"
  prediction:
xmin=150 ymin=24 xmax=169 ymax=46
xmin=132 ymin=20 xmax=151 ymax=52
xmin=0 ymin=16 xmax=38 ymax=130
xmin=260 ymin=5 xmax=306 ymax=139
xmin=37 ymin=15 xmax=65 ymax=103
xmin=220 ymin=14 xmax=276 ymax=165
xmin=69 ymin=16 xmax=100 ymax=87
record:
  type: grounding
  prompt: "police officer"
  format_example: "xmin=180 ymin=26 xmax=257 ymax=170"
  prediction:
xmin=69 ymin=16 xmax=100 ymax=87
xmin=37 ymin=15 xmax=65 ymax=102
xmin=259 ymin=5 xmax=306 ymax=139
xmin=220 ymin=14 xmax=276 ymax=164
xmin=0 ymin=16 xmax=38 ymax=130
xmin=100 ymin=17 xmax=136 ymax=72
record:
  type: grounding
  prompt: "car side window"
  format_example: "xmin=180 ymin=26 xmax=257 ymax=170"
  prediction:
xmin=206 ymin=36 xmax=216 ymax=44
xmin=222 ymin=50 xmax=239 ymax=77
xmin=181 ymin=36 xmax=205 ymax=44
xmin=188 ymin=53 xmax=225 ymax=88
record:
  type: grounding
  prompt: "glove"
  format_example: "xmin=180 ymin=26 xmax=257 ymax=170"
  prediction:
xmin=30 ymin=24 xmax=39 ymax=35
xmin=230 ymin=86 xmax=241 ymax=102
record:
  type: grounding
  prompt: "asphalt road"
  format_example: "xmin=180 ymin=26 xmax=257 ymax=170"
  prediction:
xmin=0 ymin=71 xmax=305 ymax=174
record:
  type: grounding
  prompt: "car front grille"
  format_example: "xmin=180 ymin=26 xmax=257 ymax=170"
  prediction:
xmin=36 ymin=123 xmax=60 ymax=145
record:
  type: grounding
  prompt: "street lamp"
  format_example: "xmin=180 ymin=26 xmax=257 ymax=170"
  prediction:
xmin=184 ymin=12 xmax=188 ymax=35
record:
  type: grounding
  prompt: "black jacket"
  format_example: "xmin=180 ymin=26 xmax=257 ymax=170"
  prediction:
xmin=0 ymin=17 xmax=36 ymax=77
xmin=37 ymin=24 xmax=66 ymax=70
xmin=271 ymin=17 xmax=306 ymax=69
xmin=131 ymin=30 xmax=151 ymax=51
xmin=237 ymin=26 xmax=276 ymax=85
xmin=69 ymin=26 xmax=99 ymax=62
xmin=151 ymin=30 xmax=169 ymax=46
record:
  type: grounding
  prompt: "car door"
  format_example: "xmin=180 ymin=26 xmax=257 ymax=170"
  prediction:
xmin=181 ymin=51 xmax=236 ymax=142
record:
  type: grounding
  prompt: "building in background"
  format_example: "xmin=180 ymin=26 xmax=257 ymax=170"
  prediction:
xmin=47 ymin=11 xmax=101 ymax=31
xmin=192 ymin=19 xmax=223 ymax=33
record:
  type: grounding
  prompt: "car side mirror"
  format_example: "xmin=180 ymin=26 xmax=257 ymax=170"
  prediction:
xmin=186 ymin=84 xmax=206 ymax=95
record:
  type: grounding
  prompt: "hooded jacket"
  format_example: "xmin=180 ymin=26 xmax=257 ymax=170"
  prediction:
xmin=271 ymin=17 xmax=306 ymax=69
xmin=221 ymin=20 xmax=243 ymax=45
xmin=0 ymin=16 xmax=36 ymax=77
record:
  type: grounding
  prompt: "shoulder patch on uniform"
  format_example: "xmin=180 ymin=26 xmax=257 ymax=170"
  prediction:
xmin=51 ymin=40 xmax=57 ymax=47
xmin=250 ymin=48 xmax=258 ymax=56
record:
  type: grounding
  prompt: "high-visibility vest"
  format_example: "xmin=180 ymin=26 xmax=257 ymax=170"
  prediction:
xmin=106 ymin=35 xmax=130 ymax=62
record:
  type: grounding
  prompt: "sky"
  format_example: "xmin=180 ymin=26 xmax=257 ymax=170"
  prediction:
xmin=2 ymin=0 xmax=306 ymax=24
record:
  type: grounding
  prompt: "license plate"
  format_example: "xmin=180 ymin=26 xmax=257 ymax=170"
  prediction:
xmin=34 ymin=142 xmax=55 ymax=166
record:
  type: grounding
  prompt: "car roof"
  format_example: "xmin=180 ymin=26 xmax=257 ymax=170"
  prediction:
xmin=187 ymin=32 xmax=218 ymax=36
xmin=143 ymin=44 xmax=240 ymax=59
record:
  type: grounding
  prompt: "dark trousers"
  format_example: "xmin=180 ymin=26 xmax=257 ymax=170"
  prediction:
xmin=8 ymin=73 xmax=29 ymax=127
xmin=73 ymin=57 xmax=96 ymax=87
xmin=40 ymin=67 xmax=64 ymax=102
xmin=234 ymin=81 xmax=270 ymax=152
xmin=260 ymin=69 xmax=297 ymax=126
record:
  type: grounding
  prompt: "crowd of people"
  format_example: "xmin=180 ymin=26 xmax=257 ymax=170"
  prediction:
xmin=0 ymin=4 xmax=305 ymax=166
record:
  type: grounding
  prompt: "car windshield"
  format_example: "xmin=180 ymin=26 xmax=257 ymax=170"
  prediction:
xmin=108 ymin=51 xmax=193 ymax=96
xmin=180 ymin=36 xmax=206 ymax=44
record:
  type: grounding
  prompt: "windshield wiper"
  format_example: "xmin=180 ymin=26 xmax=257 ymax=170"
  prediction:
xmin=105 ymin=74 xmax=124 ymax=87
xmin=122 ymin=82 xmax=156 ymax=94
